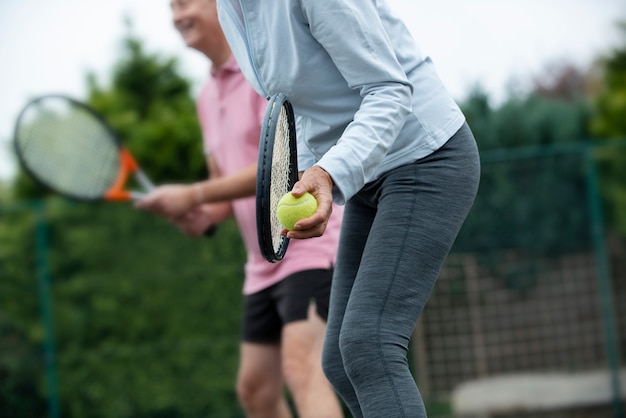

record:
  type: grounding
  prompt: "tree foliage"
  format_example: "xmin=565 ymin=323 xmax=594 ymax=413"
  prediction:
xmin=456 ymin=63 xmax=597 ymax=261
xmin=590 ymin=22 xmax=626 ymax=236
xmin=1 ymin=202 xmax=246 ymax=417
xmin=592 ymin=22 xmax=626 ymax=138
xmin=85 ymin=35 xmax=207 ymax=184
xmin=462 ymin=65 xmax=593 ymax=153
xmin=2 ymin=31 xmax=248 ymax=417
xmin=0 ymin=205 xmax=48 ymax=418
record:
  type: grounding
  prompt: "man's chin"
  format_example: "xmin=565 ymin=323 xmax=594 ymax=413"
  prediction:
xmin=181 ymin=33 xmax=198 ymax=48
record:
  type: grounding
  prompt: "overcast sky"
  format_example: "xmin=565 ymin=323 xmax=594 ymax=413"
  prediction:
xmin=0 ymin=0 xmax=624 ymax=180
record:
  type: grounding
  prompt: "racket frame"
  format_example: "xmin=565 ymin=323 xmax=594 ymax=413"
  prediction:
xmin=256 ymin=93 xmax=298 ymax=263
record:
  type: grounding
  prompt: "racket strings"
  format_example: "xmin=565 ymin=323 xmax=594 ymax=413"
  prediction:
xmin=269 ymin=106 xmax=294 ymax=252
xmin=16 ymin=99 xmax=121 ymax=198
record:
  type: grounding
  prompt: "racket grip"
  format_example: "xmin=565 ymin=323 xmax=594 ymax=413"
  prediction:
xmin=204 ymin=225 xmax=217 ymax=237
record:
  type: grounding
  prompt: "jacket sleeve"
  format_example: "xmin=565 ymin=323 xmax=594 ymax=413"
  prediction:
xmin=299 ymin=0 xmax=414 ymax=203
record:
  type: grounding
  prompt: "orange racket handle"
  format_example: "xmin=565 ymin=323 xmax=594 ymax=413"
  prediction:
xmin=104 ymin=148 xmax=140 ymax=201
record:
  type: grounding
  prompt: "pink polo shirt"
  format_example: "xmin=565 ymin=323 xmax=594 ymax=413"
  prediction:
xmin=197 ymin=56 xmax=343 ymax=295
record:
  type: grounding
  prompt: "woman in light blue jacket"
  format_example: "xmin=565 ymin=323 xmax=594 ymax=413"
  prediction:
xmin=217 ymin=1 xmax=481 ymax=417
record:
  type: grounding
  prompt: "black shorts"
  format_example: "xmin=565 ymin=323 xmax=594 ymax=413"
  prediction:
xmin=241 ymin=268 xmax=333 ymax=344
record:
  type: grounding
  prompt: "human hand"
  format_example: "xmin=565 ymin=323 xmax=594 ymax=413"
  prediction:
xmin=134 ymin=184 xmax=198 ymax=219
xmin=170 ymin=206 xmax=217 ymax=237
xmin=284 ymin=165 xmax=334 ymax=239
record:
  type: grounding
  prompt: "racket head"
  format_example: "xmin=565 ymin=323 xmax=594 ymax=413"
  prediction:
xmin=13 ymin=94 xmax=136 ymax=201
xmin=256 ymin=93 xmax=298 ymax=263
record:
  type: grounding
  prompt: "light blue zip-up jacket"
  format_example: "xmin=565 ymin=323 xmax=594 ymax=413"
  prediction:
xmin=217 ymin=0 xmax=466 ymax=204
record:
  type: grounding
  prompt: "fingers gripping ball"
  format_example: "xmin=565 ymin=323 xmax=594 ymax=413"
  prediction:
xmin=276 ymin=192 xmax=318 ymax=230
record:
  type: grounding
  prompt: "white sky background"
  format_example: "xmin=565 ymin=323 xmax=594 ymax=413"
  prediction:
xmin=0 ymin=0 xmax=624 ymax=181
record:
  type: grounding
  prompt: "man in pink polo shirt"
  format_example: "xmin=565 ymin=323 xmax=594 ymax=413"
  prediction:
xmin=137 ymin=1 xmax=344 ymax=417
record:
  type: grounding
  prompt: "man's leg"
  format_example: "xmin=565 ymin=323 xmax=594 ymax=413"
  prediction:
xmin=282 ymin=302 xmax=343 ymax=418
xmin=274 ymin=269 xmax=344 ymax=418
xmin=237 ymin=342 xmax=292 ymax=418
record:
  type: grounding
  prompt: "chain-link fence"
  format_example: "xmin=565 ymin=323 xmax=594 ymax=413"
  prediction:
xmin=415 ymin=142 xmax=625 ymax=418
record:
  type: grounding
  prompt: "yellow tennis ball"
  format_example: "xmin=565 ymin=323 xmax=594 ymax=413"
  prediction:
xmin=276 ymin=192 xmax=318 ymax=230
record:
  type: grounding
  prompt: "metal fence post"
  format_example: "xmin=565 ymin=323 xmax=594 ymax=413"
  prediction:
xmin=34 ymin=200 xmax=60 ymax=418
xmin=585 ymin=147 xmax=624 ymax=418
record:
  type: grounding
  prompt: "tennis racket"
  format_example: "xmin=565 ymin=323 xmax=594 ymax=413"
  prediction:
xmin=13 ymin=94 xmax=217 ymax=235
xmin=256 ymin=93 xmax=298 ymax=263
xmin=14 ymin=94 xmax=155 ymax=201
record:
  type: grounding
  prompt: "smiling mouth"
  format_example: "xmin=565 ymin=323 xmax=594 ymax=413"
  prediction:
xmin=177 ymin=20 xmax=195 ymax=37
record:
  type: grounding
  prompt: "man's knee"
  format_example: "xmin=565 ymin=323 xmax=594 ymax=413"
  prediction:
xmin=237 ymin=373 xmax=281 ymax=411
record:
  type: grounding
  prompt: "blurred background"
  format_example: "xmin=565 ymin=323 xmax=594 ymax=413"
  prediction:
xmin=1 ymin=1 xmax=626 ymax=417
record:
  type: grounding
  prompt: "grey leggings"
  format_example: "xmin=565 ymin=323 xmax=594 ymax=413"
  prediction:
xmin=321 ymin=123 xmax=480 ymax=418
